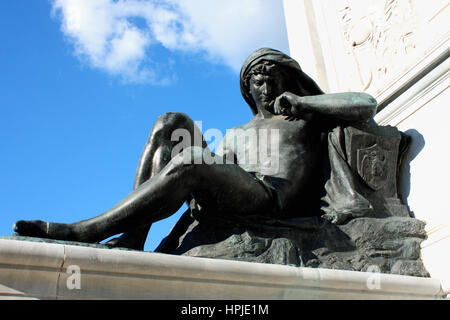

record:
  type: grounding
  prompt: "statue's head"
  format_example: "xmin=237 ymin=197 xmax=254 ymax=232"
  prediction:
xmin=240 ymin=48 xmax=324 ymax=115
xmin=243 ymin=60 xmax=288 ymax=114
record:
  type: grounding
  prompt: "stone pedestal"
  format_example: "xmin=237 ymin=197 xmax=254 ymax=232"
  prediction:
xmin=0 ymin=238 xmax=445 ymax=300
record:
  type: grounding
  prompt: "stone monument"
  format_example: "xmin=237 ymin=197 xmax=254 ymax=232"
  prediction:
xmin=11 ymin=48 xmax=429 ymax=278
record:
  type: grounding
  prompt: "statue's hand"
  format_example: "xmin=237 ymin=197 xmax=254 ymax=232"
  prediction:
xmin=273 ymin=92 xmax=304 ymax=120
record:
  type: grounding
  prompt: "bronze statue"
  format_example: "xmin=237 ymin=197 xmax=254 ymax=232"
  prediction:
xmin=12 ymin=48 xmax=385 ymax=251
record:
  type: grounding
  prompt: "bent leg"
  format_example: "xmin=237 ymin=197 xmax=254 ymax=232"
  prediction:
xmin=14 ymin=148 xmax=272 ymax=243
xmin=133 ymin=112 xmax=207 ymax=188
xmin=106 ymin=112 xmax=207 ymax=249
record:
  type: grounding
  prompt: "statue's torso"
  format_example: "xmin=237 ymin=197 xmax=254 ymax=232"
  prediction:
xmin=222 ymin=113 xmax=323 ymax=211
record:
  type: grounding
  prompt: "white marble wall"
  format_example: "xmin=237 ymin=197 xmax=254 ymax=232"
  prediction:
xmin=284 ymin=0 xmax=448 ymax=100
xmin=283 ymin=0 xmax=449 ymax=294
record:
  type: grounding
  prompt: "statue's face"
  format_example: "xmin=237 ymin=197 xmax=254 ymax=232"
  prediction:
xmin=249 ymin=71 xmax=285 ymax=113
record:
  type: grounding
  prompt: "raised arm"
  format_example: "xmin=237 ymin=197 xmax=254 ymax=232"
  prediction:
xmin=274 ymin=92 xmax=377 ymax=123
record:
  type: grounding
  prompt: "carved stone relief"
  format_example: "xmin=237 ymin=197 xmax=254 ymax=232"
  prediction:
xmin=326 ymin=0 xmax=449 ymax=95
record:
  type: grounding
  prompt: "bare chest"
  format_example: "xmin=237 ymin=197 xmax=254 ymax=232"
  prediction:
xmin=225 ymin=116 xmax=321 ymax=174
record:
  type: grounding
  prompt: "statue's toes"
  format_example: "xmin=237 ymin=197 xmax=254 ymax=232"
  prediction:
xmin=13 ymin=220 xmax=47 ymax=238
xmin=104 ymin=234 xmax=144 ymax=250
xmin=13 ymin=220 xmax=26 ymax=233
xmin=104 ymin=237 xmax=121 ymax=247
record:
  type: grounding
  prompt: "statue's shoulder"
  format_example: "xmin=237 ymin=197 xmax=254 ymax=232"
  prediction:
xmin=226 ymin=121 xmax=252 ymax=134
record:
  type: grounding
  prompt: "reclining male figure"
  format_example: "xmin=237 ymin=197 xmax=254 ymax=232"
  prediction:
xmin=13 ymin=48 xmax=377 ymax=250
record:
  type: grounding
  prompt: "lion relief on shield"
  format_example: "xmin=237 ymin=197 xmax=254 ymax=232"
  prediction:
xmin=357 ymin=144 xmax=392 ymax=191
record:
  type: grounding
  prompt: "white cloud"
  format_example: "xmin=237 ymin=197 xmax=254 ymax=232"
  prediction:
xmin=51 ymin=0 xmax=289 ymax=84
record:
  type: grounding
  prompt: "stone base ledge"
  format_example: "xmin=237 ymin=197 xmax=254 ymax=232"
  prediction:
xmin=0 ymin=238 xmax=445 ymax=300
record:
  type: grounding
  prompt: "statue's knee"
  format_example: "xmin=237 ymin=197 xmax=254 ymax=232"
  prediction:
xmin=150 ymin=112 xmax=193 ymax=139
xmin=156 ymin=112 xmax=191 ymax=129
xmin=148 ymin=113 xmax=204 ymax=163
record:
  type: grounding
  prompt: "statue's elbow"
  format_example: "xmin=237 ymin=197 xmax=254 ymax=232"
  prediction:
xmin=359 ymin=93 xmax=377 ymax=121
xmin=364 ymin=103 xmax=377 ymax=121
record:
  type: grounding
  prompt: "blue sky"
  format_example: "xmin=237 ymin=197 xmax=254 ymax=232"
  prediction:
xmin=0 ymin=1 xmax=290 ymax=251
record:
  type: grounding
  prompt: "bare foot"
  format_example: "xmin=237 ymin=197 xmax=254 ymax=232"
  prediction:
xmin=104 ymin=232 xmax=145 ymax=250
xmin=13 ymin=220 xmax=77 ymax=241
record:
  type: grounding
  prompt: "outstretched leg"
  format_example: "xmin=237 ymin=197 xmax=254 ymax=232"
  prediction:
xmin=14 ymin=147 xmax=273 ymax=243
xmin=105 ymin=112 xmax=206 ymax=249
